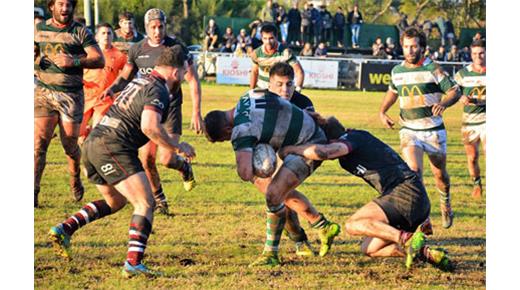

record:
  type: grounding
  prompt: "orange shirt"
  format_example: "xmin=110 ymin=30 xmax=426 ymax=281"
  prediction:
xmin=83 ymin=46 xmax=127 ymax=109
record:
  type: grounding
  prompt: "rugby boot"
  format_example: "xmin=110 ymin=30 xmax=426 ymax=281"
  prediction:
xmin=122 ymin=261 xmax=163 ymax=278
xmin=404 ymin=232 xmax=426 ymax=270
xmin=318 ymin=222 xmax=341 ymax=257
xmin=248 ymin=252 xmax=281 ymax=268
xmin=295 ymin=240 xmax=316 ymax=257
xmin=154 ymin=197 xmax=171 ymax=216
xmin=48 ymin=224 xmax=72 ymax=260
xmin=70 ymin=176 xmax=84 ymax=202
xmin=420 ymin=246 xmax=454 ymax=272
xmin=471 ymin=184 xmax=482 ymax=199
xmin=180 ymin=159 xmax=196 ymax=191
xmin=440 ymin=194 xmax=454 ymax=229
xmin=419 ymin=217 xmax=433 ymax=236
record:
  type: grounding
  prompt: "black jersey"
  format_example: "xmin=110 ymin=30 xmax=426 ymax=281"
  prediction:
xmin=291 ymin=91 xmax=315 ymax=112
xmin=335 ymin=129 xmax=416 ymax=194
xmin=91 ymin=71 xmax=174 ymax=150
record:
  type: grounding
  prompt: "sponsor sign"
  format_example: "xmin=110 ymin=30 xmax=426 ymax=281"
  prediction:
xmin=216 ymin=56 xmax=251 ymax=85
xmin=359 ymin=62 xmax=394 ymax=91
xmin=300 ymin=59 xmax=339 ymax=88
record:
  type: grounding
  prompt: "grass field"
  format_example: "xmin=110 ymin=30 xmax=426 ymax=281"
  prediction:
xmin=34 ymin=84 xmax=486 ymax=289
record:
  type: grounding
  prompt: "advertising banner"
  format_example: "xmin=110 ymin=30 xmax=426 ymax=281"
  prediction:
xmin=359 ymin=62 xmax=394 ymax=91
xmin=216 ymin=56 xmax=251 ymax=85
xmin=300 ymin=59 xmax=339 ymax=88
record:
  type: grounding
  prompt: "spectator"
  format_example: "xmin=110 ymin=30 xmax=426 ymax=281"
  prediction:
xmin=347 ymin=4 xmax=363 ymax=48
xmin=235 ymin=28 xmax=252 ymax=54
xmin=385 ymin=37 xmax=397 ymax=59
xmin=459 ymin=46 xmax=471 ymax=62
xmin=261 ymin=0 xmax=276 ymax=23
xmin=220 ymin=26 xmax=236 ymax=52
xmin=320 ymin=5 xmax=333 ymax=45
xmin=434 ymin=16 xmax=447 ymax=46
xmin=333 ymin=7 xmax=346 ymax=47
xmin=310 ymin=3 xmax=322 ymax=45
xmin=372 ymin=36 xmax=386 ymax=58
xmin=424 ymin=45 xmax=432 ymax=58
xmin=277 ymin=5 xmax=289 ymax=45
xmin=301 ymin=2 xmax=313 ymax=45
xmin=249 ymin=19 xmax=263 ymax=49
xmin=473 ymin=31 xmax=485 ymax=42
xmin=204 ymin=18 xmax=220 ymax=51
xmin=422 ymin=19 xmax=433 ymax=39
xmin=397 ymin=14 xmax=409 ymax=37
xmin=299 ymin=42 xmax=314 ymax=56
xmin=445 ymin=19 xmax=456 ymax=46
xmin=433 ymin=46 xmax=448 ymax=61
xmin=287 ymin=2 xmax=302 ymax=46
xmin=447 ymin=44 xmax=460 ymax=62
xmin=314 ymin=42 xmax=327 ymax=58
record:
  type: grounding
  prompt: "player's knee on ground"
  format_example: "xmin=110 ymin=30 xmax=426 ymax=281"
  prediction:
xmin=360 ymin=239 xmax=374 ymax=256
xmin=61 ymin=135 xmax=81 ymax=158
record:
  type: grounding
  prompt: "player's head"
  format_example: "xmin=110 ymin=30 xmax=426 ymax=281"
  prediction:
xmin=470 ymin=39 xmax=486 ymax=67
xmin=95 ymin=23 xmax=114 ymax=48
xmin=144 ymin=8 xmax=167 ymax=45
xmin=268 ymin=62 xmax=295 ymax=100
xmin=322 ymin=116 xmax=346 ymax=140
xmin=400 ymin=27 xmax=427 ymax=65
xmin=261 ymin=23 xmax=278 ymax=50
xmin=203 ymin=110 xmax=233 ymax=142
xmin=155 ymin=45 xmax=188 ymax=86
xmin=118 ymin=11 xmax=136 ymax=35
xmin=48 ymin=0 xmax=77 ymax=25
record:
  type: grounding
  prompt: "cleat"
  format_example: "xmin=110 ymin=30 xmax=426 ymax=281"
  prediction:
xmin=154 ymin=199 xmax=170 ymax=215
xmin=471 ymin=185 xmax=482 ymax=199
xmin=48 ymin=225 xmax=72 ymax=259
xmin=318 ymin=222 xmax=341 ymax=257
xmin=70 ymin=177 xmax=84 ymax=202
xmin=180 ymin=160 xmax=196 ymax=192
xmin=419 ymin=217 xmax=433 ymax=236
xmin=295 ymin=240 xmax=316 ymax=257
xmin=424 ymin=247 xmax=454 ymax=272
xmin=404 ymin=232 xmax=426 ymax=269
xmin=440 ymin=196 xmax=454 ymax=229
xmin=122 ymin=261 xmax=162 ymax=278
xmin=248 ymin=252 xmax=281 ymax=268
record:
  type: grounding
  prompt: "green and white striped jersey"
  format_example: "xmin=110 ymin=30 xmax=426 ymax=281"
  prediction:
xmin=251 ymin=43 xmax=298 ymax=89
xmin=454 ymin=65 xmax=486 ymax=125
xmin=34 ymin=19 xmax=97 ymax=92
xmin=231 ymin=89 xmax=318 ymax=151
xmin=389 ymin=58 xmax=458 ymax=131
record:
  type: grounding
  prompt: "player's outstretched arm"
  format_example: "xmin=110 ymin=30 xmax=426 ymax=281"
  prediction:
xmin=102 ymin=64 xmax=138 ymax=99
xmin=379 ymin=89 xmax=398 ymax=129
xmin=185 ymin=62 xmax=203 ymax=134
xmin=279 ymin=142 xmax=349 ymax=161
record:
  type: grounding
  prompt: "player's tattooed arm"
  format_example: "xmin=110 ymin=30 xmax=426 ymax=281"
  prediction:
xmin=279 ymin=143 xmax=349 ymax=161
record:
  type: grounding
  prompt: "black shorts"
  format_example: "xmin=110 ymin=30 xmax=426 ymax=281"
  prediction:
xmin=163 ymin=104 xmax=182 ymax=135
xmin=373 ymin=174 xmax=431 ymax=232
xmin=82 ymin=136 xmax=144 ymax=185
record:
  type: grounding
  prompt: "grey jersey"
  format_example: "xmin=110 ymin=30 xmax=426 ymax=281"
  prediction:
xmin=231 ymin=89 xmax=319 ymax=152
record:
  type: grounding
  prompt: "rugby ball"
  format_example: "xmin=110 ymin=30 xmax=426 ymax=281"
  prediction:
xmin=252 ymin=143 xmax=277 ymax=178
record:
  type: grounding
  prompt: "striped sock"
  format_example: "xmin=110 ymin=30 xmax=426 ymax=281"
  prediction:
xmin=61 ymin=200 xmax=112 ymax=236
xmin=473 ymin=176 xmax=482 ymax=187
xmin=310 ymin=213 xmax=330 ymax=229
xmin=153 ymin=186 xmax=167 ymax=203
xmin=263 ymin=204 xmax=287 ymax=254
xmin=438 ymin=188 xmax=451 ymax=202
xmin=127 ymin=215 xmax=152 ymax=266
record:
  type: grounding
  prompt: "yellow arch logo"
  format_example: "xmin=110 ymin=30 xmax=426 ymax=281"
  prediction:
xmin=401 ymin=85 xmax=425 ymax=107
xmin=469 ymin=87 xmax=486 ymax=100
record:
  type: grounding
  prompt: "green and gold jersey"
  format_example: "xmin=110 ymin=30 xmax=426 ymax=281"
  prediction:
xmin=251 ymin=43 xmax=297 ymax=89
xmin=34 ymin=19 xmax=97 ymax=92
xmin=454 ymin=65 xmax=486 ymax=126
xmin=389 ymin=58 xmax=458 ymax=131
xmin=231 ymin=89 xmax=318 ymax=151
xmin=113 ymin=29 xmax=144 ymax=54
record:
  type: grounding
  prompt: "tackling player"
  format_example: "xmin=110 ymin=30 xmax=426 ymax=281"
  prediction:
xmin=34 ymin=0 xmax=104 ymax=207
xmin=454 ymin=40 xmax=486 ymax=199
xmin=379 ymin=27 xmax=461 ymax=229
xmin=49 ymin=46 xmax=195 ymax=278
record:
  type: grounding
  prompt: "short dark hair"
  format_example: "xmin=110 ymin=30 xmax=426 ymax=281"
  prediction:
xmin=47 ymin=0 xmax=77 ymax=12
xmin=203 ymin=110 xmax=229 ymax=142
xmin=400 ymin=26 xmax=427 ymax=49
xmin=155 ymin=45 xmax=187 ymax=68
xmin=322 ymin=116 xmax=346 ymax=140
xmin=96 ymin=22 xmax=113 ymax=32
xmin=471 ymin=39 xmax=486 ymax=49
xmin=119 ymin=11 xmax=135 ymax=21
xmin=269 ymin=62 xmax=294 ymax=80
xmin=260 ymin=23 xmax=278 ymax=36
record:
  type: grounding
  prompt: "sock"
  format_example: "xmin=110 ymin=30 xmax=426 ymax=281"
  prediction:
xmin=473 ymin=176 xmax=482 ymax=187
xmin=285 ymin=209 xmax=308 ymax=243
xmin=437 ymin=188 xmax=451 ymax=202
xmin=127 ymin=215 xmax=153 ymax=266
xmin=61 ymin=200 xmax=112 ymax=236
xmin=418 ymin=245 xmax=432 ymax=262
xmin=399 ymin=230 xmax=413 ymax=246
xmin=263 ymin=204 xmax=287 ymax=255
xmin=310 ymin=213 xmax=330 ymax=229
xmin=153 ymin=186 xmax=166 ymax=203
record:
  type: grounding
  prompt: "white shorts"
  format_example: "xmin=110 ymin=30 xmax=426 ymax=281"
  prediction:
xmin=461 ymin=123 xmax=486 ymax=144
xmin=400 ymin=128 xmax=447 ymax=156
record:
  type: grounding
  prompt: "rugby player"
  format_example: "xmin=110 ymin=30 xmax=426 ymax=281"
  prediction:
xmin=279 ymin=115 xmax=453 ymax=271
xmin=34 ymin=0 xmax=105 ymax=207
xmin=379 ymin=27 xmax=461 ymax=229
xmin=454 ymin=40 xmax=486 ymax=199
xmin=49 ymin=46 xmax=195 ymax=278
xmin=112 ymin=11 xmax=145 ymax=55
xmin=203 ymin=71 xmax=340 ymax=267
xmin=250 ymin=23 xmax=304 ymax=91
xmin=102 ymin=8 xmax=203 ymax=215
xmin=79 ymin=23 xmax=127 ymax=143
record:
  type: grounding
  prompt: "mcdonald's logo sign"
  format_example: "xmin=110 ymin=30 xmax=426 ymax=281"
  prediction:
xmin=401 ymin=85 xmax=425 ymax=107
xmin=469 ymin=87 xmax=486 ymax=100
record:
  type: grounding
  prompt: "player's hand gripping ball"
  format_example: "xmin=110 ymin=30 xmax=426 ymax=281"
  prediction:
xmin=253 ymin=143 xmax=277 ymax=178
